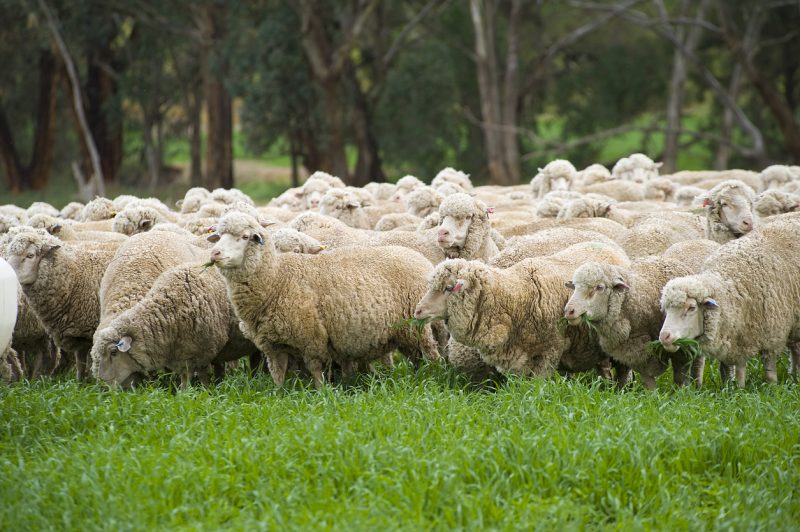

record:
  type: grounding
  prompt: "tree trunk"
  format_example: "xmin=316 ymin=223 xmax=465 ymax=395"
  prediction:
xmin=664 ymin=0 xmax=709 ymax=173
xmin=715 ymin=63 xmax=744 ymax=170
xmin=500 ymin=0 xmax=522 ymax=184
xmin=317 ymin=78 xmax=350 ymax=179
xmin=0 ymin=49 xmax=58 ymax=192
xmin=348 ymin=61 xmax=384 ymax=186
xmin=201 ymin=2 xmax=234 ymax=189
xmin=718 ymin=2 xmax=800 ymax=162
xmin=188 ymin=85 xmax=203 ymax=186
xmin=85 ymin=44 xmax=122 ymax=184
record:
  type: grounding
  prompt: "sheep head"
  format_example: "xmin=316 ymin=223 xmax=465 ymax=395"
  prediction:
xmin=436 ymin=193 xmax=490 ymax=257
xmin=659 ymin=276 xmax=719 ymax=352
xmin=700 ymin=179 xmax=756 ymax=237
xmin=92 ymin=327 xmax=146 ymax=389
xmin=563 ymin=262 xmax=628 ymax=325
xmin=754 ymin=190 xmax=800 ymax=217
xmin=208 ymin=212 xmax=269 ymax=272
xmin=415 ymin=258 xmax=471 ymax=321
xmin=3 ymin=229 xmax=61 ymax=286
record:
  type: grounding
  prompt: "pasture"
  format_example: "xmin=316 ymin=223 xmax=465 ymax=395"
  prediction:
xmin=2 ymin=361 xmax=798 ymax=530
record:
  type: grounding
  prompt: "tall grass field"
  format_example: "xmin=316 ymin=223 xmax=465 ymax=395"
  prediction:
xmin=1 ymin=361 xmax=798 ymax=530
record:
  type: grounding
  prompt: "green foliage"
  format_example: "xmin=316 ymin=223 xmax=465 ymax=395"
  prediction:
xmin=1 ymin=366 xmax=799 ymax=530
xmin=646 ymin=338 xmax=705 ymax=361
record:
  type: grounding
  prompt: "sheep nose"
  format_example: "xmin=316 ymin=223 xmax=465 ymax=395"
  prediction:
xmin=414 ymin=307 xmax=423 ymax=319
xmin=564 ymin=307 xmax=575 ymax=318
xmin=742 ymin=218 xmax=753 ymax=230
xmin=438 ymin=228 xmax=450 ymax=240
xmin=659 ymin=330 xmax=673 ymax=344
xmin=210 ymin=249 xmax=221 ymax=260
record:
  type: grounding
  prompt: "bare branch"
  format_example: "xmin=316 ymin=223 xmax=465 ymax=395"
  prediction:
xmin=383 ymin=0 xmax=447 ymax=68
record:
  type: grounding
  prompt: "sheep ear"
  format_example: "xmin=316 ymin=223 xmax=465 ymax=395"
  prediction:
xmin=259 ymin=219 xmax=278 ymax=228
xmin=139 ymin=219 xmax=153 ymax=230
xmin=346 ymin=201 xmax=360 ymax=209
xmin=564 ymin=281 xmax=575 ymax=290
xmin=451 ymin=279 xmax=467 ymax=293
xmin=612 ymin=278 xmax=629 ymax=291
xmin=42 ymin=243 xmax=61 ymax=256
xmin=116 ymin=336 xmax=132 ymax=353
xmin=251 ymin=233 xmax=264 ymax=245
xmin=655 ymin=162 xmax=664 ymax=169
xmin=175 ymin=199 xmax=184 ymax=208
xmin=51 ymin=223 xmax=62 ymax=234
xmin=206 ymin=233 xmax=221 ymax=243
xmin=702 ymin=297 xmax=718 ymax=308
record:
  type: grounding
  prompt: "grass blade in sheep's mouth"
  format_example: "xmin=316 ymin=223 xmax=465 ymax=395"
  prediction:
xmin=557 ymin=313 xmax=598 ymax=337
xmin=645 ymin=338 xmax=704 ymax=360
xmin=392 ymin=317 xmax=431 ymax=342
xmin=200 ymin=260 xmax=217 ymax=273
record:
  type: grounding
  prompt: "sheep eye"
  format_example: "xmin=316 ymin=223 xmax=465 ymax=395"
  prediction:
xmin=241 ymin=235 xmax=250 ymax=240
xmin=26 ymin=253 xmax=34 ymax=259
xmin=596 ymin=285 xmax=605 ymax=292
xmin=444 ymin=285 xmax=453 ymax=292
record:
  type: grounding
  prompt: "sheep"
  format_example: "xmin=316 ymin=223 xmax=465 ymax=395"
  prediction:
xmin=112 ymin=205 xmax=179 ymax=236
xmin=306 ymin=170 xmax=346 ymax=189
xmin=271 ymin=228 xmax=326 ymax=254
xmin=579 ymin=180 xmax=644 ymax=202
xmin=79 ymin=197 xmax=117 ymax=221
xmin=0 ymin=214 xmax=22 ymax=235
xmin=405 ymin=187 xmax=444 ymax=218
xmin=760 ymin=165 xmax=799 ymax=190
xmin=290 ymin=213 xmax=445 ymax=265
xmin=60 ymin=202 xmax=85 ymax=220
xmin=91 ymin=264 xmax=258 ymax=389
xmin=96 ymin=230 xmax=207 ymax=334
xmin=374 ymin=213 xmax=422 ymax=232
xmin=661 ymin=239 xmax=720 ymax=273
xmin=497 ymin=216 xmax=627 ymax=240
xmin=659 ymin=217 xmax=800 ymax=387
xmin=319 ymin=188 xmax=371 ymax=229
xmin=3 ymin=229 xmax=118 ymax=381
xmin=535 ymin=191 xmax=582 ymax=218
xmin=176 ymin=187 xmax=211 ymax=214
xmin=391 ymin=175 xmax=425 ymax=202
xmin=643 ymin=177 xmax=678 ymax=202
xmin=28 ymin=214 xmax=127 ymax=243
xmin=675 ymin=185 xmax=706 ymax=207
xmin=556 ymin=197 xmax=614 ymax=221
xmin=576 ymin=163 xmax=611 ymax=188
xmin=302 ymin=178 xmax=331 ymax=210
xmin=12 ymin=289 xmax=60 ymax=378
xmin=413 ymin=246 xmax=625 ymax=378
xmin=530 ymin=159 xmax=577 ymax=199
xmin=208 ymin=212 xmax=440 ymax=387
xmin=611 ymin=153 xmax=662 ymax=183
xmin=615 ymin=219 xmax=703 ymax=259
xmin=365 ymin=182 xmax=396 ymax=201
xmin=431 ymin=167 xmax=473 ymax=192
xmin=435 ymin=193 xmax=498 ymax=261
xmin=269 ymin=188 xmax=306 ymax=211
xmin=26 ymin=201 xmax=60 ymax=219
xmin=563 ymin=257 xmax=696 ymax=389
xmin=754 ymin=190 xmax=800 ymax=217
xmin=489 ymin=229 xmax=624 ymax=268
xmin=697 ymin=179 xmax=756 ymax=243
xmin=209 ymin=188 xmax=255 ymax=206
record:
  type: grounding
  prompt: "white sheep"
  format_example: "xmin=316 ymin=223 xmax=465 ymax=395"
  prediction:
xmin=697 ymin=179 xmax=756 ymax=243
xmin=530 ymin=159 xmax=577 ymax=199
xmin=431 ymin=167 xmax=473 ymax=192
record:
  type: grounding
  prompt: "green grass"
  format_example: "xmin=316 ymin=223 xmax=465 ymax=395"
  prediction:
xmin=1 ymin=361 xmax=798 ymax=531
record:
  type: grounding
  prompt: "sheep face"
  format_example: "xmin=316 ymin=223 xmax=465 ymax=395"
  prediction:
xmin=208 ymin=221 xmax=266 ymax=270
xmin=113 ymin=210 xmax=155 ymax=236
xmin=658 ymin=297 xmax=711 ymax=352
xmin=563 ymin=264 xmax=627 ymax=325
xmin=711 ymin=195 xmax=754 ymax=235
xmin=755 ymin=191 xmax=800 ymax=217
xmin=93 ymin=331 xmax=145 ymax=389
xmin=437 ymin=214 xmax=472 ymax=250
xmin=5 ymin=239 xmax=59 ymax=286
xmin=414 ymin=289 xmax=449 ymax=321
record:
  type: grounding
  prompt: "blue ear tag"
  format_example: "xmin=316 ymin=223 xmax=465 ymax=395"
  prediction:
xmin=705 ymin=298 xmax=717 ymax=307
xmin=115 ymin=340 xmax=124 ymax=348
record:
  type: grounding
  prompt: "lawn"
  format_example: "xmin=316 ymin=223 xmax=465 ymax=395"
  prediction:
xmin=1 ymin=361 xmax=798 ymax=531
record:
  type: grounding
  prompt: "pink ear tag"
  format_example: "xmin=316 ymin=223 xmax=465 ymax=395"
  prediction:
xmin=486 ymin=207 xmax=496 ymax=215
xmin=451 ymin=281 xmax=464 ymax=293
xmin=702 ymin=198 xmax=710 ymax=207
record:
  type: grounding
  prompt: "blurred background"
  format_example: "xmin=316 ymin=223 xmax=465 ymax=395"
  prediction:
xmin=1 ymin=0 xmax=798 ymax=206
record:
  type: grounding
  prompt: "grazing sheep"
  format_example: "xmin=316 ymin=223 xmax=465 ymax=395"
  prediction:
xmin=436 ymin=193 xmax=498 ymax=261
xmin=80 ymin=197 xmax=117 ymax=221
xmin=754 ymin=190 xmax=800 ymax=217
xmin=374 ymin=213 xmax=422 ymax=232
xmin=306 ymin=170 xmax=346 ymax=189
xmin=674 ymin=185 xmax=705 ymax=207
xmin=414 ymin=248 xmax=622 ymax=378
xmin=365 ymin=182 xmax=396 ymax=201
xmin=576 ymin=163 xmax=611 ymax=187
xmin=176 ymin=187 xmax=211 ymax=214
xmin=92 ymin=265 xmax=258 ymax=389
xmin=579 ymin=180 xmax=644 ymax=202
xmin=431 ymin=167 xmax=473 ymax=192
xmin=661 ymin=239 xmax=720 ymax=273
xmin=406 ymin=187 xmax=444 ymax=218
xmin=290 ymin=213 xmax=445 ymax=264
xmin=319 ymin=188 xmax=372 ymax=229
xmin=112 ymin=205 xmax=179 ymax=236
xmin=26 ymin=202 xmax=60 ymax=219
xmin=760 ymin=165 xmax=800 ymax=190
xmin=208 ymin=212 xmax=440 ymax=387
xmin=210 ymin=188 xmax=255 ymax=206
xmin=97 ymin=231 xmax=207 ymax=333
xmin=643 ymin=177 xmax=678 ymax=202
xmin=615 ymin=219 xmax=702 ymax=259
xmin=564 ymin=257 xmax=696 ymax=389
xmin=498 ymin=216 xmax=627 ymax=240
xmin=697 ymin=179 xmax=756 ymax=243
xmin=271 ymin=228 xmax=326 ymax=254
xmin=659 ymin=217 xmax=800 ymax=387
xmin=530 ymin=159 xmax=577 ymax=199
xmin=489 ymin=230 xmax=624 ymax=268
xmin=612 ymin=153 xmax=661 ymax=183
xmin=3 ymin=229 xmax=117 ymax=381
xmin=28 ymin=214 xmax=127 ymax=243
xmin=0 ymin=214 xmax=22 ymax=235
xmin=535 ymin=191 xmax=583 ymax=218
xmin=391 ymin=175 xmax=426 ymax=203
xmin=556 ymin=197 xmax=614 ymax=221
xmin=60 ymin=202 xmax=85 ymax=220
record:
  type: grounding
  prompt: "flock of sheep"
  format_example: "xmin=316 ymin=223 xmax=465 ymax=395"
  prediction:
xmin=1 ymin=153 xmax=799 ymax=390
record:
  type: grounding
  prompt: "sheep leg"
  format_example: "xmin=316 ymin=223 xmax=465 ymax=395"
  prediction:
xmin=640 ymin=373 xmax=658 ymax=391
xmin=74 ymin=351 xmax=88 ymax=382
xmin=762 ymin=352 xmax=778 ymax=384
xmin=180 ymin=369 xmax=192 ymax=390
xmin=790 ymin=343 xmax=800 ymax=380
xmin=305 ymin=358 xmax=325 ymax=389
xmin=212 ymin=361 xmax=226 ymax=384
xmin=691 ymin=356 xmax=706 ymax=387
xmin=595 ymin=357 xmax=613 ymax=380
xmin=613 ymin=360 xmax=633 ymax=389
xmin=266 ymin=351 xmax=289 ymax=386
xmin=248 ymin=352 xmax=264 ymax=376
xmin=719 ymin=363 xmax=735 ymax=383
xmin=735 ymin=364 xmax=747 ymax=388
xmin=340 ymin=359 xmax=356 ymax=378
xmin=671 ymin=352 xmax=692 ymax=387
xmin=197 ymin=367 xmax=211 ymax=387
